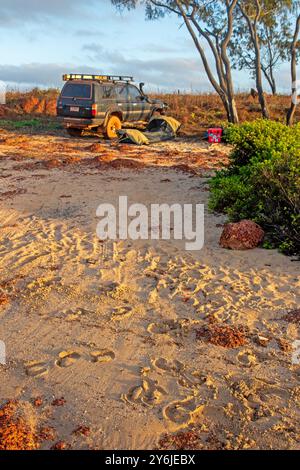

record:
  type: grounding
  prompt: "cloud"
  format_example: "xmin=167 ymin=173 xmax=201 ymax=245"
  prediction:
xmin=0 ymin=63 xmax=97 ymax=88
xmin=76 ymin=29 xmax=104 ymax=38
xmin=0 ymin=56 xmax=209 ymax=92
xmin=0 ymin=0 xmax=97 ymax=26
xmin=80 ymin=43 xmax=209 ymax=90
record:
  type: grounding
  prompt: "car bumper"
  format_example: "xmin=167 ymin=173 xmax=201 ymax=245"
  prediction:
xmin=60 ymin=117 xmax=104 ymax=129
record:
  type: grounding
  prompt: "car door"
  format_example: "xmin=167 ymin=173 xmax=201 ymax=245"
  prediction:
xmin=114 ymin=85 xmax=131 ymax=121
xmin=127 ymin=85 xmax=151 ymax=122
xmin=98 ymin=84 xmax=117 ymax=120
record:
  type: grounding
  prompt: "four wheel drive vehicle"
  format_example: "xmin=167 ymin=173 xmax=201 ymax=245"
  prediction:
xmin=57 ymin=74 xmax=168 ymax=139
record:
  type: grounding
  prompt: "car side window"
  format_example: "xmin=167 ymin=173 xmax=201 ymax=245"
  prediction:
xmin=115 ymin=85 xmax=129 ymax=101
xmin=127 ymin=85 xmax=141 ymax=101
xmin=100 ymin=85 xmax=115 ymax=99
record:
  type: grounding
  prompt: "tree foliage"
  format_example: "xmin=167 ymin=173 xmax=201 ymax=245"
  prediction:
xmin=112 ymin=0 xmax=300 ymax=123
xmin=112 ymin=1 xmax=240 ymax=123
xmin=230 ymin=2 xmax=292 ymax=94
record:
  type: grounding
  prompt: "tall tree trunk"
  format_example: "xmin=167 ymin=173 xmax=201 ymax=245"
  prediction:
xmin=239 ymin=0 xmax=270 ymax=118
xmin=287 ymin=14 xmax=300 ymax=126
xmin=221 ymin=0 xmax=239 ymax=123
xmin=262 ymin=65 xmax=277 ymax=95
xmin=254 ymin=35 xmax=270 ymax=118
xmin=175 ymin=0 xmax=239 ymax=123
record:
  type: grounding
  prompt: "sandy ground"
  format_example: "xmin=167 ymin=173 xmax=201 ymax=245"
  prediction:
xmin=0 ymin=130 xmax=299 ymax=450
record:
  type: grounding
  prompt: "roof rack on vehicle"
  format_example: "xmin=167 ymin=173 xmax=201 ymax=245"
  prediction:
xmin=62 ymin=74 xmax=134 ymax=83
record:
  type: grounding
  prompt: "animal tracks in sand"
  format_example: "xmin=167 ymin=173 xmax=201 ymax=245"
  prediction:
xmin=111 ymin=305 xmax=133 ymax=321
xmin=163 ymin=398 xmax=205 ymax=431
xmin=24 ymin=348 xmax=116 ymax=377
xmin=237 ymin=350 xmax=257 ymax=368
xmin=152 ymin=357 xmax=216 ymax=395
xmin=59 ymin=308 xmax=94 ymax=322
xmin=89 ymin=349 xmax=115 ymax=363
xmin=56 ymin=351 xmax=81 ymax=368
xmin=147 ymin=319 xmax=191 ymax=339
xmin=25 ymin=360 xmax=49 ymax=378
xmin=122 ymin=377 xmax=167 ymax=407
xmin=152 ymin=357 xmax=185 ymax=374
xmin=123 ymin=356 xmax=213 ymax=431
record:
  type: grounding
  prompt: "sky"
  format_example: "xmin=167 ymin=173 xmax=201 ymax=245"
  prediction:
xmin=0 ymin=0 xmax=292 ymax=93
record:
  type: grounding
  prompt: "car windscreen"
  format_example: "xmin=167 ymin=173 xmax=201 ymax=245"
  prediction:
xmin=62 ymin=83 xmax=92 ymax=99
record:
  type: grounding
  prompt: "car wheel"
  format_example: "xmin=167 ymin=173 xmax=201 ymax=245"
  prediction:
xmin=66 ymin=128 xmax=84 ymax=138
xmin=105 ymin=115 xmax=122 ymax=139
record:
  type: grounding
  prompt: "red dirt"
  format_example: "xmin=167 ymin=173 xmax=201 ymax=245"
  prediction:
xmin=283 ymin=308 xmax=300 ymax=324
xmin=196 ymin=324 xmax=247 ymax=348
xmin=0 ymin=293 xmax=10 ymax=306
xmin=38 ymin=426 xmax=56 ymax=441
xmin=51 ymin=397 xmax=66 ymax=407
xmin=50 ymin=440 xmax=71 ymax=450
xmin=159 ymin=430 xmax=203 ymax=450
xmin=33 ymin=397 xmax=43 ymax=407
xmin=0 ymin=400 xmax=39 ymax=450
xmin=0 ymin=189 xmax=27 ymax=199
xmin=72 ymin=425 xmax=91 ymax=437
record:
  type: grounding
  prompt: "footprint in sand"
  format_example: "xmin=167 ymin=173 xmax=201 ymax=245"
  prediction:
xmin=237 ymin=350 xmax=257 ymax=368
xmin=147 ymin=319 xmax=189 ymax=337
xmin=56 ymin=351 xmax=81 ymax=368
xmin=258 ymin=385 xmax=290 ymax=403
xmin=163 ymin=398 xmax=205 ymax=431
xmin=27 ymin=276 xmax=62 ymax=290
xmin=60 ymin=308 xmax=93 ymax=321
xmin=177 ymin=371 xmax=209 ymax=390
xmin=25 ymin=360 xmax=49 ymax=378
xmin=122 ymin=377 xmax=167 ymax=407
xmin=89 ymin=350 xmax=115 ymax=363
xmin=152 ymin=357 xmax=185 ymax=374
xmin=152 ymin=357 xmax=211 ymax=391
xmin=111 ymin=306 xmax=133 ymax=321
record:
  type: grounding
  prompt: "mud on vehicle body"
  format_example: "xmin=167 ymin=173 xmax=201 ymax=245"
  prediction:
xmin=57 ymin=74 xmax=167 ymax=139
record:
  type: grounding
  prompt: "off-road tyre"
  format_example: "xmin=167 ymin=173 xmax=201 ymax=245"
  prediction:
xmin=105 ymin=115 xmax=122 ymax=139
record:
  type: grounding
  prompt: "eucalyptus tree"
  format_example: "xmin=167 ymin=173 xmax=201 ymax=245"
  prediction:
xmin=112 ymin=0 xmax=240 ymax=123
xmin=230 ymin=5 xmax=292 ymax=95
xmin=286 ymin=5 xmax=300 ymax=126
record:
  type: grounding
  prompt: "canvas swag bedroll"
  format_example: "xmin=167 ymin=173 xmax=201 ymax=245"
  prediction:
xmin=117 ymin=116 xmax=181 ymax=145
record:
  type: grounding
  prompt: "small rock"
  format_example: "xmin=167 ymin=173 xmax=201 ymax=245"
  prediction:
xmin=255 ymin=334 xmax=270 ymax=347
xmin=220 ymin=220 xmax=264 ymax=250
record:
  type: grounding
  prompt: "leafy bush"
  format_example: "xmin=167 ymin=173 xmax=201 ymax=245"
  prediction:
xmin=210 ymin=120 xmax=300 ymax=255
xmin=223 ymin=119 xmax=300 ymax=168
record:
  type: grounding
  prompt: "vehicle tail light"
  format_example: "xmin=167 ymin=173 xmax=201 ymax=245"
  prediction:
xmin=92 ymin=104 xmax=97 ymax=117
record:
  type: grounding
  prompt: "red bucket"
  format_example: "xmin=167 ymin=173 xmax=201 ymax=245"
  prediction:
xmin=208 ymin=127 xmax=222 ymax=143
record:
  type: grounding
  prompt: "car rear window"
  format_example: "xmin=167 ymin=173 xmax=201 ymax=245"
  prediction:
xmin=62 ymin=83 xmax=92 ymax=99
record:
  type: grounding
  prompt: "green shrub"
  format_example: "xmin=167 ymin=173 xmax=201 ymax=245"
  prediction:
xmin=210 ymin=120 xmax=300 ymax=255
xmin=223 ymin=119 xmax=300 ymax=168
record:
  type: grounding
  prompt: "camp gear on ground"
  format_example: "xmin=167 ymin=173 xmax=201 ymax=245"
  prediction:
xmin=117 ymin=116 xmax=181 ymax=145
xmin=208 ymin=127 xmax=223 ymax=143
